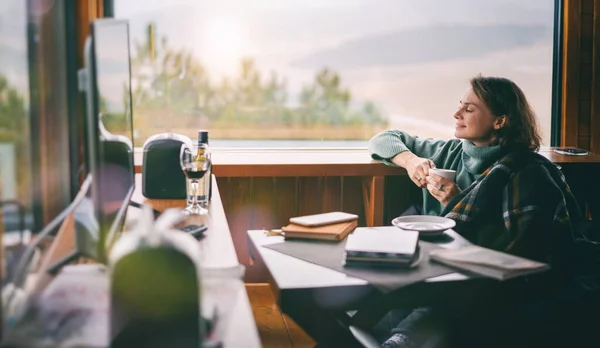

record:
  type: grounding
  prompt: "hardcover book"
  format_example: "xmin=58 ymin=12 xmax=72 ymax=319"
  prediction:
xmin=289 ymin=212 xmax=358 ymax=227
xmin=344 ymin=227 xmax=419 ymax=266
xmin=429 ymin=245 xmax=550 ymax=280
xmin=281 ymin=220 xmax=358 ymax=241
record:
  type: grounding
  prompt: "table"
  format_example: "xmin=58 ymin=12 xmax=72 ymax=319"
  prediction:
xmin=4 ymin=175 xmax=261 ymax=347
xmin=131 ymin=174 xmax=261 ymax=348
xmin=248 ymin=228 xmax=544 ymax=347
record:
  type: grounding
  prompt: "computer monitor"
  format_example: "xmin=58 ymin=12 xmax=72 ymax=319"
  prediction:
xmin=84 ymin=19 xmax=135 ymax=263
xmin=5 ymin=20 xmax=135 ymax=275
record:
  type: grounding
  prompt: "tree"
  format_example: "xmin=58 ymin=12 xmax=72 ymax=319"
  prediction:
xmin=130 ymin=23 xmax=214 ymax=132
xmin=128 ymin=22 xmax=388 ymax=141
xmin=0 ymin=74 xmax=26 ymax=141
xmin=0 ymin=73 xmax=31 ymax=203
xmin=298 ymin=68 xmax=387 ymax=127
xmin=214 ymin=58 xmax=288 ymax=126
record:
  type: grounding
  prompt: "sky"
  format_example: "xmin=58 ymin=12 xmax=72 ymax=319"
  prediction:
xmin=0 ymin=0 xmax=557 ymax=143
xmin=0 ymin=0 xmax=28 ymax=94
xmin=95 ymin=22 xmax=132 ymax=114
xmin=115 ymin=0 xmax=554 ymax=78
xmin=113 ymin=0 xmax=555 ymax=142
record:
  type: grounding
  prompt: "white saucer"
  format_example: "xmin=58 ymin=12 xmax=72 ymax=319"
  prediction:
xmin=391 ymin=215 xmax=456 ymax=235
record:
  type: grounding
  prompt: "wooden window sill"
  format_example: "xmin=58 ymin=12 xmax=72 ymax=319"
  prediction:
xmin=133 ymin=147 xmax=600 ymax=178
xmin=134 ymin=148 xmax=405 ymax=177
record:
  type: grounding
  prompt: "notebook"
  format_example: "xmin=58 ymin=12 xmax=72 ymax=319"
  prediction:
xmin=429 ymin=245 xmax=550 ymax=280
xmin=281 ymin=220 xmax=358 ymax=241
xmin=344 ymin=227 xmax=419 ymax=266
xmin=289 ymin=212 xmax=358 ymax=227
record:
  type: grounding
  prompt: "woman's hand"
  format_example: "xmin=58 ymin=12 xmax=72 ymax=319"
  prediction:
xmin=391 ymin=152 xmax=435 ymax=188
xmin=405 ymin=156 xmax=436 ymax=188
xmin=425 ymin=173 xmax=461 ymax=206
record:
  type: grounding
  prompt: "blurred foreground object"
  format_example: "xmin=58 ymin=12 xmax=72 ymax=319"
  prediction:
xmin=109 ymin=207 xmax=203 ymax=348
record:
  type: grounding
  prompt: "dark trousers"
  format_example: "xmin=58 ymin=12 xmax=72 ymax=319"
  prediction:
xmin=375 ymin=206 xmax=600 ymax=347
xmin=373 ymin=278 xmax=600 ymax=348
xmin=372 ymin=307 xmax=447 ymax=347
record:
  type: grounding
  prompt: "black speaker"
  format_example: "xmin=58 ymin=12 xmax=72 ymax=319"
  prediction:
xmin=142 ymin=133 xmax=191 ymax=199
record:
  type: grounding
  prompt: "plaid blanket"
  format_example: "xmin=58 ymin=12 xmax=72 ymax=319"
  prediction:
xmin=440 ymin=151 xmax=583 ymax=270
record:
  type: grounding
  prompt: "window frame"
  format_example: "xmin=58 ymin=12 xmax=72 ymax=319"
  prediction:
xmin=104 ymin=0 xmax=563 ymax=151
xmin=26 ymin=0 xmax=74 ymax=231
xmin=550 ymin=0 xmax=564 ymax=146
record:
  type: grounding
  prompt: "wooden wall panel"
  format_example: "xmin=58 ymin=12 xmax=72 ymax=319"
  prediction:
xmin=217 ymin=177 xmax=253 ymax=271
xmin=297 ymin=177 xmax=322 ymax=217
xmin=363 ymin=176 xmax=385 ymax=226
xmin=591 ymin=0 xmax=600 ymax=154
xmin=321 ymin=177 xmax=342 ymax=213
xmin=563 ymin=0 xmax=600 ymax=152
xmin=252 ymin=178 xmax=278 ymax=231
xmin=247 ymin=178 xmax=277 ymax=282
xmin=584 ymin=0 xmax=595 ymax=13
xmin=580 ymin=63 xmax=593 ymax=100
xmin=76 ymin=0 xmax=103 ymax=64
xmin=580 ymin=100 xmax=592 ymax=136
xmin=273 ymin=178 xmax=299 ymax=228
xmin=581 ymin=14 xmax=595 ymax=52
xmin=342 ymin=177 xmax=367 ymax=227
xmin=562 ymin=0 xmax=582 ymax=147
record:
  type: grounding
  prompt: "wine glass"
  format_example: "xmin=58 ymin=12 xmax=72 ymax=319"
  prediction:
xmin=180 ymin=143 xmax=211 ymax=215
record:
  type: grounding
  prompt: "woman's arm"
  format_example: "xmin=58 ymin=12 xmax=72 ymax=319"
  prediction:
xmin=369 ymin=130 xmax=453 ymax=188
xmin=368 ymin=130 xmax=449 ymax=167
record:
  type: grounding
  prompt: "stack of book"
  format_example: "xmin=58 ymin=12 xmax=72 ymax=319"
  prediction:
xmin=344 ymin=227 xmax=420 ymax=267
xmin=281 ymin=212 xmax=358 ymax=241
xmin=429 ymin=245 xmax=550 ymax=280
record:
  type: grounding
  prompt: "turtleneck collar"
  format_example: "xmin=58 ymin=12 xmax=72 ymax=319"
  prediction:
xmin=461 ymin=140 xmax=504 ymax=174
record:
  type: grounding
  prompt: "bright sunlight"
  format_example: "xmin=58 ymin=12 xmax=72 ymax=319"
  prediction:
xmin=199 ymin=16 xmax=247 ymax=76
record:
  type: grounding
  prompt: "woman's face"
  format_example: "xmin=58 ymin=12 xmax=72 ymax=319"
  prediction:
xmin=453 ymin=88 xmax=505 ymax=146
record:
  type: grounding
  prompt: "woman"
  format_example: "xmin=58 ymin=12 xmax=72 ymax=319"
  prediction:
xmin=370 ymin=75 xmax=584 ymax=348
xmin=371 ymin=75 xmax=539 ymax=215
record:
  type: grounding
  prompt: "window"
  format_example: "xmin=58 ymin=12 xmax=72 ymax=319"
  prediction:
xmin=0 ymin=0 xmax=33 ymax=233
xmin=1 ymin=0 xmax=72 ymax=235
xmin=115 ymin=0 xmax=556 ymax=148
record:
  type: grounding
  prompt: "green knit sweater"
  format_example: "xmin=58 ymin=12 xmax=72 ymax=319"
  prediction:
xmin=368 ymin=130 xmax=505 ymax=215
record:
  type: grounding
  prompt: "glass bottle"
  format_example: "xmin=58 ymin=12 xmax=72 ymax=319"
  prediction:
xmin=189 ymin=130 xmax=211 ymax=207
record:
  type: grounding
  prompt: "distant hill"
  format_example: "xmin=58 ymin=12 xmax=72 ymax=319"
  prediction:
xmin=291 ymin=24 xmax=551 ymax=69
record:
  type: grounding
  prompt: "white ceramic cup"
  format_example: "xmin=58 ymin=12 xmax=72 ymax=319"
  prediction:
xmin=429 ymin=168 xmax=456 ymax=181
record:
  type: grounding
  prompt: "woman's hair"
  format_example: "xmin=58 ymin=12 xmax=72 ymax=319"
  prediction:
xmin=469 ymin=75 xmax=542 ymax=152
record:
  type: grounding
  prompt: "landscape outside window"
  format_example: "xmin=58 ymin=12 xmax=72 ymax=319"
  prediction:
xmin=115 ymin=0 xmax=555 ymax=148
xmin=0 ymin=0 xmax=31 ymax=232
